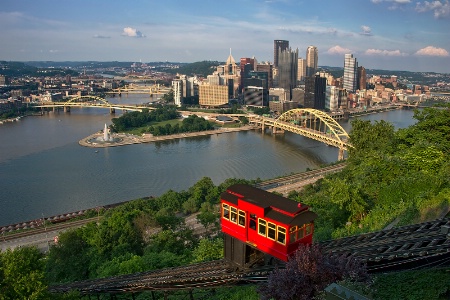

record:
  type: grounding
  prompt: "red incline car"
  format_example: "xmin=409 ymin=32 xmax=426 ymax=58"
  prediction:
xmin=221 ymin=184 xmax=317 ymax=267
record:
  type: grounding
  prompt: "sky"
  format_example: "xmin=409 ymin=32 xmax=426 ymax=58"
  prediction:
xmin=1 ymin=0 xmax=449 ymax=73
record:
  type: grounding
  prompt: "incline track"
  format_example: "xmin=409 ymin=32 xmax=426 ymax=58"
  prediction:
xmin=50 ymin=218 xmax=449 ymax=295
xmin=50 ymin=259 xmax=241 ymax=294
xmin=320 ymin=218 xmax=450 ymax=272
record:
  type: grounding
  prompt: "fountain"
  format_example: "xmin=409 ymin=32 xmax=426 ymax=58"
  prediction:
xmin=87 ymin=124 xmax=122 ymax=145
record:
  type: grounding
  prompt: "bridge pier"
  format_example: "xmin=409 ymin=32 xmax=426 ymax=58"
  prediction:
xmin=338 ymin=148 xmax=345 ymax=161
xmin=272 ymin=126 xmax=284 ymax=134
xmin=110 ymin=108 xmax=115 ymax=114
xmin=64 ymin=106 xmax=70 ymax=113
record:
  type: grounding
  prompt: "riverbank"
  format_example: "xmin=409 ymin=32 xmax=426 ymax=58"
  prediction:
xmin=79 ymin=125 xmax=255 ymax=148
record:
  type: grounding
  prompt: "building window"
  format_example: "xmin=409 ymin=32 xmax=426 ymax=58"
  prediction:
xmin=230 ymin=207 xmax=237 ymax=223
xmin=238 ymin=210 xmax=246 ymax=227
xmin=277 ymin=226 xmax=286 ymax=245
xmin=258 ymin=219 xmax=267 ymax=236
xmin=267 ymin=222 xmax=276 ymax=240
xmin=222 ymin=204 xmax=229 ymax=220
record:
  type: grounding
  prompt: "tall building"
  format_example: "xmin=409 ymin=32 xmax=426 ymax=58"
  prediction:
xmin=273 ymin=40 xmax=289 ymax=67
xmin=277 ymin=47 xmax=298 ymax=94
xmin=0 ymin=75 xmax=9 ymax=86
xmin=256 ymin=63 xmax=273 ymax=88
xmin=172 ymin=79 xmax=183 ymax=107
xmin=326 ymin=86 xmax=340 ymax=111
xmin=306 ymin=46 xmax=318 ymax=77
xmin=297 ymin=58 xmax=306 ymax=82
xmin=344 ymin=54 xmax=358 ymax=93
xmin=304 ymin=76 xmax=315 ymax=108
xmin=240 ymin=57 xmax=255 ymax=91
xmin=199 ymin=84 xmax=229 ymax=107
xmin=314 ymin=75 xmax=327 ymax=109
xmin=357 ymin=66 xmax=366 ymax=90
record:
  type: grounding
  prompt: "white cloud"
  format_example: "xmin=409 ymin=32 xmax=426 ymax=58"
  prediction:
xmin=415 ymin=46 xmax=449 ymax=56
xmin=360 ymin=25 xmax=373 ymax=36
xmin=327 ymin=45 xmax=352 ymax=55
xmin=415 ymin=1 xmax=450 ymax=18
xmin=365 ymin=49 xmax=408 ymax=56
xmin=122 ymin=27 xmax=145 ymax=38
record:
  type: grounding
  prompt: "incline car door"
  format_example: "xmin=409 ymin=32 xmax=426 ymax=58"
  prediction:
xmin=247 ymin=213 xmax=259 ymax=245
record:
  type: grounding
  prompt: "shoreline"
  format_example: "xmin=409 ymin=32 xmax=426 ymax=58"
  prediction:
xmin=79 ymin=125 xmax=255 ymax=148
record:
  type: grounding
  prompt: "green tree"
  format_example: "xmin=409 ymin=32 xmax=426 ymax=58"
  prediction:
xmin=45 ymin=229 xmax=90 ymax=284
xmin=191 ymin=238 xmax=224 ymax=263
xmin=196 ymin=202 xmax=219 ymax=235
xmin=0 ymin=247 xmax=49 ymax=300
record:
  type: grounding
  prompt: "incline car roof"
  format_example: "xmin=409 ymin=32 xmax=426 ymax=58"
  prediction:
xmin=221 ymin=184 xmax=311 ymax=216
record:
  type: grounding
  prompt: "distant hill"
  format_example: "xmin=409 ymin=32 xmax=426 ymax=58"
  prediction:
xmin=163 ymin=60 xmax=223 ymax=77
xmin=0 ymin=61 xmax=78 ymax=77
xmin=318 ymin=65 xmax=448 ymax=85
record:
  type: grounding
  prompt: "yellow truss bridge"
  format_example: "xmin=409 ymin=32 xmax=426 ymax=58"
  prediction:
xmin=249 ymin=109 xmax=352 ymax=160
xmin=105 ymin=84 xmax=171 ymax=95
xmin=34 ymin=96 xmax=153 ymax=113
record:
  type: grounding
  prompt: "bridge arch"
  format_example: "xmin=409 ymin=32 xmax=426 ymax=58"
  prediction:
xmin=275 ymin=108 xmax=350 ymax=146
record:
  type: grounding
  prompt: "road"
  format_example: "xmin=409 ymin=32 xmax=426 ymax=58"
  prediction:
xmin=0 ymin=218 xmax=98 ymax=252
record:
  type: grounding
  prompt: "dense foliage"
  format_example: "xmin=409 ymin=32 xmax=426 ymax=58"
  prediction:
xmin=373 ymin=268 xmax=449 ymax=300
xmin=0 ymin=247 xmax=49 ymax=299
xmin=111 ymin=106 xmax=179 ymax=131
xmin=147 ymin=114 xmax=214 ymax=136
xmin=43 ymin=177 xmax=254 ymax=285
xmin=289 ymin=105 xmax=450 ymax=241
xmin=258 ymin=244 xmax=369 ymax=300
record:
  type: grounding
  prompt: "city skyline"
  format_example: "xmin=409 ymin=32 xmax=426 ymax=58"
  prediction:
xmin=1 ymin=0 xmax=449 ymax=73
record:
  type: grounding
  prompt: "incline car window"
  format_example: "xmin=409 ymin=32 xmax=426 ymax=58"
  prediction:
xmin=222 ymin=204 xmax=229 ymax=220
xmin=230 ymin=207 xmax=237 ymax=223
xmin=267 ymin=222 xmax=276 ymax=240
xmin=277 ymin=226 xmax=286 ymax=244
xmin=289 ymin=224 xmax=313 ymax=243
xmin=238 ymin=210 xmax=246 ymax=227
xmin=258 ymin=219 xmax=267 ymax=236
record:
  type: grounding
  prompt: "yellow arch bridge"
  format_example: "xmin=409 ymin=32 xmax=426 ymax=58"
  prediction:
xmin=34 ymin=96 xmax=153 ymax=113
xmin=249 ymin=109 xmax=352 ymax=160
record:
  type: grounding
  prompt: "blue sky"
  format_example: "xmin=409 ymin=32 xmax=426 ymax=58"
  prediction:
xmin=1 ymin=0 xmax=449 ymax=72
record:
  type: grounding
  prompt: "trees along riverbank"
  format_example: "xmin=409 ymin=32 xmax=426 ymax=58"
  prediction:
xmin=111 ymin=105 xmax=216 ymax=136
xmin=1 ymin=105 xmax=449 ymax=299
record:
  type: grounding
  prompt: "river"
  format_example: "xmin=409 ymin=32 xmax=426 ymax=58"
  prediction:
xmin=0 ymin=104 xmax=417 ymax=227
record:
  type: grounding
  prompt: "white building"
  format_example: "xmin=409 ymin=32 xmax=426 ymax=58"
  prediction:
xmin=326 ymin=86 xmax=340 ymax=111
xmin=343 ymin=54 xmax=358 ymax=93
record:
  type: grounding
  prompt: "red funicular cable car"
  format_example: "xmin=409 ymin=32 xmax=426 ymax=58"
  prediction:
xmin=221 ymin=184 xmax=317 ymax=267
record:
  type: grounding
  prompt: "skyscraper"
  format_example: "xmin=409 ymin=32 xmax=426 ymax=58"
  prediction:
xmin=344 ymin=54 xmax=358 ymax=93
xmin=274 ymin=40 xmax=289 ymax=68
xmin=277 ymin=47 xmax=298 ymax=94
xmin=357 ymin=66 xmax=366 ymax=90
xmin=306 ymin=46 xmax=318 ymax=77
xmin=297 ymin=58 xmax=306 ymax=82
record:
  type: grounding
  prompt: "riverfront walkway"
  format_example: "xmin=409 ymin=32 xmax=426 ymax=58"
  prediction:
xmin=79 ymin=126 xmax=255 ymax=148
